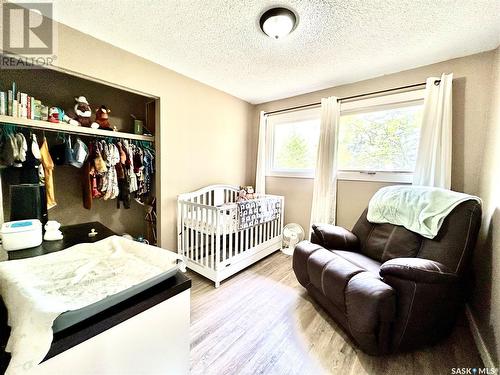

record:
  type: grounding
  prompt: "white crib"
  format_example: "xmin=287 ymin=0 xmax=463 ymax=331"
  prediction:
xmin=177 ymin=185 xmax=284 ymax=287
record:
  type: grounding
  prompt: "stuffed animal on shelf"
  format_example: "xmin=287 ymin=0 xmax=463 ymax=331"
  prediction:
xmin=70 ymin=96 xmax=93 ymax=127
xmin=48 ymin=107 xmax=64 ymax=123
xmin=48 ymin=106 xmax=79 ymax=126
xmin=92 ymin=105 xmax=112 ymax=130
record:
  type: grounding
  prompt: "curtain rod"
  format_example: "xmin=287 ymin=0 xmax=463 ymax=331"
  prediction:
xmin=264 ymin=79 xmax=441 ymax=116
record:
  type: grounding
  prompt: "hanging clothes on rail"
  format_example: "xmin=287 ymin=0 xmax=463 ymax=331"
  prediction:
xmin=82 ymin=138 xmax=155 ymax=210
xmin=0 ymin=128 xmax=56 ymax=212
xmin=1 ymin=124 xmax=155 ymax=212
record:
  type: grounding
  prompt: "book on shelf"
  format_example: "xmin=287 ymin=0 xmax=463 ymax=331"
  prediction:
xmin=12 ymin=99 xmax=18 ymax=118
xmin=30 ymin=97 xmax=35 ymax=120
xmin=8 ymin=90 xmax=13 ymax=116
xmin=0 ymin=92 xmax=6 ymax=116
xmin=20 ymin=92 xmax=27 ymax=118
xmin=34 ymin=100 xmax=42 ymax=120
xmin=41 ymin=105 xmax=48 ymax=121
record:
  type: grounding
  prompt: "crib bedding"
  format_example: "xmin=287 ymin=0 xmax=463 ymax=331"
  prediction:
xmin=183 ymin=197 xmax=281 ymax=235
xmin=237 ymin=197 xmax=282 ymax=230
xmin=0 ymin=236 xmax=184 ymax=375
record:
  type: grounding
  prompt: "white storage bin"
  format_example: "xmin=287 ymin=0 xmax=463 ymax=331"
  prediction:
xmin=1 ymin=219 xmax=43 ymax=251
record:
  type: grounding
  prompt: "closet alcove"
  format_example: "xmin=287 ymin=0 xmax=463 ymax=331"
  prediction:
xmin=0 ymin=60 xmax=159 ymax=240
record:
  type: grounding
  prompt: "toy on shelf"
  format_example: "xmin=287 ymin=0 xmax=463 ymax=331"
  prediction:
xmin=48 ymin=107 xmax=63 ymax=123
xmin=48 ymin=106 xmax=79 ymax=126
xmin=93 ymin=105 xmax=113 ymax=130
xmin=70 ymin=96 xmax=93 ymax=127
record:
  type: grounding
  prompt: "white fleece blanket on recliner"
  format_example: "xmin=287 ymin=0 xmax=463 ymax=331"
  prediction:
xmin=367 ymin=185 xmax=481 ymax=239
xmin=0 ymin=236 xmax=184 ymax=375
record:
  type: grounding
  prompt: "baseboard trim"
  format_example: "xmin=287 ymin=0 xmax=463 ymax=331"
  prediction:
xmin=465 ymin=304 xmax=496 ymax=368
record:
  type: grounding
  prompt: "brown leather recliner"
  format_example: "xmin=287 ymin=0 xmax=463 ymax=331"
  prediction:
xmin=293 ymin=200 xmax=481 ymax=355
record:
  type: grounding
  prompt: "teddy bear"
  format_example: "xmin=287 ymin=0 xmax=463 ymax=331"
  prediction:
xmin=237 ymin=186 xmax=256 ymax=202
xmin=243 ymin=186 xmax=256 ymax=199
xmin=92 ymin=105 xmax=112 ymax=130
xmin=237 ymin=188 xmax=248 ymax=202
xmin=70 ymin=96 xmax=93 ymax=127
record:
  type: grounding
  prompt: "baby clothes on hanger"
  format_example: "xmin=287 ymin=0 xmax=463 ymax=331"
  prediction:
xmin=0 ymin=133 xmax=17 ymax=166
xmin=102 ymin=142 xmax=119 ymax=200
xmin=116 ymin=141 xmax=131 ymax=209
xmin=40 ymin=137 xmax=57 ymax=209
xmin=12 ymin=133 xmax=27 ymax=167
xmin=19 ymin=133 xmax=41 ymax=184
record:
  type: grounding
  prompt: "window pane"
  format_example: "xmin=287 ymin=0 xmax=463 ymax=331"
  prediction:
xmin=272 ymin=119 xmax=320 ymax=171
xmin=338 ymin=104 xmax=423 ymax=172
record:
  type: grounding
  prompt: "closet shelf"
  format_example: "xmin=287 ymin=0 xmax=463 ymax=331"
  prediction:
xmin=0 ymin=115 xmax=155 ymax=142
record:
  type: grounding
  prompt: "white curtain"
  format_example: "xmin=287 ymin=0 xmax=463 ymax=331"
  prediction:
xmin=310 ymin=97 xmax=340 ymax=228
xmin=413 ymin=73 xmax=453 ymax=189
xmin=255 ymin=111 xmax=267 ymax=194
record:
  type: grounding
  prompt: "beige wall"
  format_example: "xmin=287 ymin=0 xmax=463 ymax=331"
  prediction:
xmin=253 ymin=49 xmax=497 ymax=232
xmin=473 ymin=47 xmax=500 ymax=366
xmin=25 ymin=22 xmax=254 ymax=249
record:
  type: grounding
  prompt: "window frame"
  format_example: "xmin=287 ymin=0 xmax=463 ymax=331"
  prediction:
xmin=264 ymin=89 xmax=425 ymax=181
xmin=265 ymin=106 xmax=321 ymax=178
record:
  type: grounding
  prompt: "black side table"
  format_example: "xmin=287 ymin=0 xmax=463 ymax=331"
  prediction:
xmin=7 ymin=221 xmax=116 ymax=261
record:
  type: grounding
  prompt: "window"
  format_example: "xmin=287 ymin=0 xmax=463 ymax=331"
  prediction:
xmin=337 ymin=89 xmax=425 ymax=182
xmin=265 ymin=89 xmax=425 ymax=181
xmin=338 ymin=105 xmax=422 ymax=171
xmin=266 ymin=107 xmax=320 ymax=178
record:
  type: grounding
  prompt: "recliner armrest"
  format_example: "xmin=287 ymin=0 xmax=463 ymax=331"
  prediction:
xmin=380 ymin=258 xmax=458 ymax=284
xmin=311 ymin=224 xmax=359 ymax=250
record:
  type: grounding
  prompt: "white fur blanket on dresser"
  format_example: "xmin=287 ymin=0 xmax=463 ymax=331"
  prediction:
xmin=0 ymin=236 xmax=184 ymax=375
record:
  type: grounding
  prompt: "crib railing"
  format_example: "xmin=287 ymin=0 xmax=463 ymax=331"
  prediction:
xmin=177 ymin=201 xmax=221 ymax=269
xmin=177 ymin=194 xmax=284 ymax=271
xmin=179 ymin=184 xmax=239 ymax=206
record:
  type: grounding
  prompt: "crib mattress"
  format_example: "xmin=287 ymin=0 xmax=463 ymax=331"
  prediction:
xmin=52 ymin=267 xmax=178 ymax=333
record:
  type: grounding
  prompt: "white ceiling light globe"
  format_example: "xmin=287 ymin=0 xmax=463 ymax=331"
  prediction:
xmin=262 ymin=15 xmax=294 ymax=39
xmin=260 ymin=8 xmax=297 ymax=40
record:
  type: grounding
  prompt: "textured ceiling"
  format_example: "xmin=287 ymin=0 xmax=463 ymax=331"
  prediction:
xmin=28 ymin=0 xmax=500 ymax=104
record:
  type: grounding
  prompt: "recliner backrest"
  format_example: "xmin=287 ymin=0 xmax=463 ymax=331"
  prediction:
xmin=352 ymin=200 xmax=482 ymax=275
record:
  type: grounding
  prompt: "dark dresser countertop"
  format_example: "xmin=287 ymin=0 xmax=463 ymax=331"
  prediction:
xmin=7 ymin=221 xmax=116 ymax=260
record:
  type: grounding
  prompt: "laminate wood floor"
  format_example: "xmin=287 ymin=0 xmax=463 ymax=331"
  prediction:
xmin=189 ymin=251 xmax=483 ymax=375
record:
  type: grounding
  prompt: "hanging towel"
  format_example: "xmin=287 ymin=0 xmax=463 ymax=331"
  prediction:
xmin=367 ymin=185 xmax=481 ymax=239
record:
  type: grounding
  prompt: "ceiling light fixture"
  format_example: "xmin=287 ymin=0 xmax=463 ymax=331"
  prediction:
xmin=259 ymin=7 xmax=297 ymax=40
